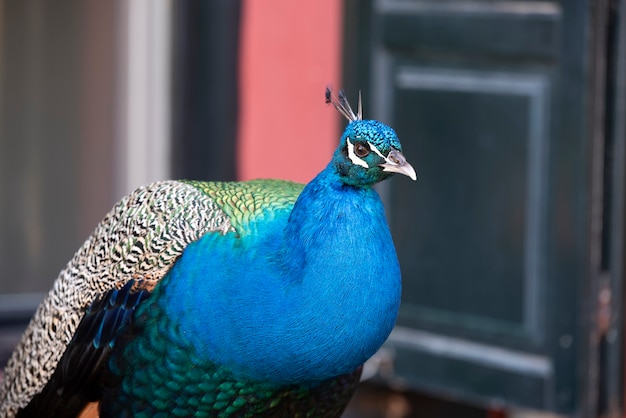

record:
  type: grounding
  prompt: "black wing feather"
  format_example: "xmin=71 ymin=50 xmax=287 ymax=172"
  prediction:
xmin=17 ymin=280 xmax=151 ymax=418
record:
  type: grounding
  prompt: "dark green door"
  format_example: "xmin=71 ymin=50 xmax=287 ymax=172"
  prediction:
xmin=343 ymin=0 xmax=626 ymax=415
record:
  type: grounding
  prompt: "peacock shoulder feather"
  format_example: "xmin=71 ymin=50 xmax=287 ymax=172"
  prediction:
xmin=184 ymin=179 xmax=304 ymax=236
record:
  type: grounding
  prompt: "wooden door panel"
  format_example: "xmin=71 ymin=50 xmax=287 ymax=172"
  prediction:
xmin=346 ymin=0 xmax=605 ymax=414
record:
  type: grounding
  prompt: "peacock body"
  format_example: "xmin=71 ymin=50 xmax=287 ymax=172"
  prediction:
xmin=0 ymin=90 xmax=416 ymax=417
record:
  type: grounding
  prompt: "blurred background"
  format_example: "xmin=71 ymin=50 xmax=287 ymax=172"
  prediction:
xmin=0 ymin=0 xmax=626 ymax=417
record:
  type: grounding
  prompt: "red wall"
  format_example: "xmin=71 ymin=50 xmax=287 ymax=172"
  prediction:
xmin=238 ymin=0 xmax=343 ymax=183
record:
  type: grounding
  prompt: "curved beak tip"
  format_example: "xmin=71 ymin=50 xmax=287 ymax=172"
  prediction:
xmin=403 ymin=164 xmax=418 ymax=181
xmin=403 ymin=161 xmax=417 ymax=181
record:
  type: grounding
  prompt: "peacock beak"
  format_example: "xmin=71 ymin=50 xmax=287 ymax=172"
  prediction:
xmin=379 ymin=149 xmax=417 ymax=181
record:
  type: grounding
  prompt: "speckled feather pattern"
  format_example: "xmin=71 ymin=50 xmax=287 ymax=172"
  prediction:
xmin=0 ymin=181 xmax=236 ymax=417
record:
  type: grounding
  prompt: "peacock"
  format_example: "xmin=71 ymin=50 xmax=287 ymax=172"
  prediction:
xmin=0 ymin=88 xmax=416 ymax=417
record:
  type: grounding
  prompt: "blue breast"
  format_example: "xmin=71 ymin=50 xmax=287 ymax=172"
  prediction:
xmin=156 ymin=168 xmax=401 ymax=385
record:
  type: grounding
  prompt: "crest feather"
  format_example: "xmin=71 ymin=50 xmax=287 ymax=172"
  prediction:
xmin=325 ymin=87 xmax=362 ymax=122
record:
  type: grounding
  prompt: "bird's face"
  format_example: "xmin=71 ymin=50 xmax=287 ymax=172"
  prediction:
xmin=334 ymin=120 xmax=416 ymax=187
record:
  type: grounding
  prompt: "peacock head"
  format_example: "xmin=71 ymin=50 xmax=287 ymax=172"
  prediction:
xmin=326 ymin=88 xmax=417 ymax=187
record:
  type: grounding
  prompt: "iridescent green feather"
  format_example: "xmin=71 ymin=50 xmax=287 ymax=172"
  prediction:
xmin=183 ymin=180 xmax=305 ymax=236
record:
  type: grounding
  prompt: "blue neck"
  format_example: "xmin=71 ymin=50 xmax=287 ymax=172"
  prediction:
xmin=161 ymin=167 xmax=402 ymax=384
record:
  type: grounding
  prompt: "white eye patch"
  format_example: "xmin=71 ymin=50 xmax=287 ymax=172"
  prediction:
xmin=346 ymin=138 xmax=369 ymax=168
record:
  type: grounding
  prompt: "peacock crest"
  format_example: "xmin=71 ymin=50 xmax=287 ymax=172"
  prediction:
xmin=325 ymin=87 xmax=362 ymax=122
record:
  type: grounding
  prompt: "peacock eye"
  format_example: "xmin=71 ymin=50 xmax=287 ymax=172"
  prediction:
xmin=354 ymin=142 xmax=370 ymax=158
